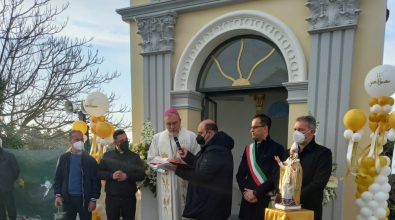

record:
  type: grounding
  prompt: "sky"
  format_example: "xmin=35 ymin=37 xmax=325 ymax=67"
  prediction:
xmin=56 ymin=0 xmax=395 ymax=127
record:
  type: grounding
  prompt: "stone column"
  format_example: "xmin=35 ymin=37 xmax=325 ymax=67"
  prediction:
xmin=136 ymin=11 xmax=176 ymax=132
xmin=305 ymin=1 xmax=360 ymax=220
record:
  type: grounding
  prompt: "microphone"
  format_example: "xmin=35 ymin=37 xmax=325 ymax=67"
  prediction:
xmin=174 ymin=136 xmax=182 ymax=150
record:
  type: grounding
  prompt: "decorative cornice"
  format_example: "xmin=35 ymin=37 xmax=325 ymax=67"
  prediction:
xmin=171 ymin=90 xmax=204 ymax=111
xmin=174 ymin=10 xmax=307 ymax=91
xmin=116 ymin=0 xmax=250 ymax=20
xmin=136 ymin=12 xmax=177 ymax=55
xmin=282 ymin=81 xmax=308 ymax=103
xmin=305 ymin=0 xmax=361 ymax=33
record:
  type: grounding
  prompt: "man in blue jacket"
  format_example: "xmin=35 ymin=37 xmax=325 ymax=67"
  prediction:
xmin=53 ymin=130 xmax=101 ymax=220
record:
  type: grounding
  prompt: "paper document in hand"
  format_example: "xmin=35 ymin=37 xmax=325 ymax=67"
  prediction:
xmin=149 ymin=162 xmax=176 ymax=170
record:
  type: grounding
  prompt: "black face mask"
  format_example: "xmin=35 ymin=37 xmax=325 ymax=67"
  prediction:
xmin=119 ymin=141 xmax=130 ymax=152
xmin=196 ymin=134 xmax=206 ymax=145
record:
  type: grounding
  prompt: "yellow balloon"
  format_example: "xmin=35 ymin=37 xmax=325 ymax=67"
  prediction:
xmin=368 ymin=98 xmax=378 ymax=107
xmin=361 ymin=157 xmax=375 ymax=168
xmin=379 ymin=156 xmax=389 ymax=167
xmin=96 ymin=122 xmax=112 ymax=138
xmin=389 ymin=112 xmax=395 ymax=129
xmin=357 ymin=184 xmax=368 ymax=193
xmin=378 ymin=96 xmax=387 ymax=106
xmin=387 ymin=97 xmax=394 ymax=106
xmin=72 ymin=121 xmax=88 ymax=134
xmin=344 ymin=109 xmax=366 ymax=131
xmin=369 ymin=122 xmax=378 ymax=132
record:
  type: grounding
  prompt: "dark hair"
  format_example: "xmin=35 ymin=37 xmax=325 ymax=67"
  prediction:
xmin=296 ymin=115 xmax=317 ymax=129
xmin=252 ymin=114 xmax=271 ymax=130
xmin=113 ymin=129 xmax=126 ymax=140
xmin=205 ymin=122 xmax=218 ymax=132
xmin=69 ymin=130 xmax=83 ymax=140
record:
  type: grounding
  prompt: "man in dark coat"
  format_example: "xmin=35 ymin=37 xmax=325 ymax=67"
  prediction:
xmin=98 ymin=129 xmax=146 ymax=220
xmin=293 ymin=115 xmax=332 ymax=220
xmin=0 ymin=138 xmax=20 ymax=220
xmin=172 ymin=119 xmax=234 ymax=220
xmin=236 ymin=114 xmax=285 ymax=220
xmin=54 ymin=130 xmax=101 ymax=220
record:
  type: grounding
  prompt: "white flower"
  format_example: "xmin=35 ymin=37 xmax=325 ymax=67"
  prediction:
xmin=326 ymin=176 xmax=339 ymax=188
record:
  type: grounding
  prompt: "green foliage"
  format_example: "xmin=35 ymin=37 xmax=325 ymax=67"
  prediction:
xmin=131 ymin=120 xmax=157 ymax=196
xmin=0 ymin=122 xmax=24 ymax=149
xmin=323 ymin=163 xmax=339 ymax=205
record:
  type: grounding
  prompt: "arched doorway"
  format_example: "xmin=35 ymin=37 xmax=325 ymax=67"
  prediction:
xmin=197 ymin=35 xmax=289 ymax=216
xmin=172 ymin=10 xmax=308 ymax=217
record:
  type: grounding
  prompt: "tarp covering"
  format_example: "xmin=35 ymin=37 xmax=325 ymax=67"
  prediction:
xmin=7 ymin=148 xmax=64 ymax=220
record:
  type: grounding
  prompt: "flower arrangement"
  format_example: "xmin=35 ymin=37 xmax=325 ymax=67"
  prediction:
xmin=131 ymin=120 xmax=157 ymax=196
xmin=323 ymin=163 xmax=339 ymax=205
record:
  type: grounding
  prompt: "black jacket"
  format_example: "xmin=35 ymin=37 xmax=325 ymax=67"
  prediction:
xmin=175 ymin=131 xmax=234 ymax=220
xmin=0 ymin=148 xmax=20 ymax=193
xmin=236 ymin=137 xmax=285 ymax=220
xmin=298 ymin=138 xmax=332 ymax=220
xmin=98 ymin=148 xmax=145 ymax=197
xmin=53 ymin=152 xmax=101 ymax=203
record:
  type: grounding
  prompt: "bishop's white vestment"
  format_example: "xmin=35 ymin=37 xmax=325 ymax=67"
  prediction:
xmin=148 ymin=127 xmax=200 ymax=220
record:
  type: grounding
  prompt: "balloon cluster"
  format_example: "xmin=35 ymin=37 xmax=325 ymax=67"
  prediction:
xmin=70 ymin=92 xmax=115 ymax=162
xmin=343 ymin=65 xmax=395 ymax=220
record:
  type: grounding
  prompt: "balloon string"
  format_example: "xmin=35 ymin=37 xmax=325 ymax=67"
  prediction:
xmin=391 ymin=142 xmax=395 ymax=174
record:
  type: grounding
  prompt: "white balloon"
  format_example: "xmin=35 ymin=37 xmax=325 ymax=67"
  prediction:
xmin=100 ymin=138 xmax=113 ymax=145
xmin=356 ymin=215 xmax=364 ymax=220
xmin=378 ymin=201 xmax=388 ymax=208
xmin=360 ymin=207 xmax=373 ymax=217
xmin=382 ymin=104 xmax=392 ymax=113
xmin=367 ymin=200 xmax=379 ymax=209
xmin=356 ymin=198 xmax=366 ymax=208
xmin=373 ymin=192 xmax=388 ymax=202
xmin=83 ymin=92 xmax=109 ymax=117
xmin=364 ymin=64 xmax=395 ymax=97
xmin=367 ymin=216 xmax=378 ymax=220
xmin=373 ymin=207 xmax=386 ymax=219
xmin=381 ymin=183 xmax=391 ymax=193
xmin=387 ymin=129 xmax=395 ymax=141
xmin=352 ymin=133 xmax=362 ymax=142
xmin=380 ymin=166 xmax=391 ymax=176
xmin=368 ymin=183 xmax=380 ymax=194
xmin=370 ymin=104 xmax=382 ymax=113
xmin=361 ymin=191 xmax=373 ymax=202
xmin=376 ymin=175 xmax=389 ymax=184
xmin=344 ymin=129 xmax=354 ymax=139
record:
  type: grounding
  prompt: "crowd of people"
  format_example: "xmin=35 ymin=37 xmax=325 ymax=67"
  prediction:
xmin=0 ymin=108 xmax=332 ymax=220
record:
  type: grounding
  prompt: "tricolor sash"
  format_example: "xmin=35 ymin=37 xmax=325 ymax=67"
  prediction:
xmin=246 ymin=142 xmax=268 ymax=186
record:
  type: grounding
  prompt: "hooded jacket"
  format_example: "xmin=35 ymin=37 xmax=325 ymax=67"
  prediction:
xmin=175 ymin=131 xmax=234 ymax=220
xmin=0 ymin=148 xmax=20 ymax=193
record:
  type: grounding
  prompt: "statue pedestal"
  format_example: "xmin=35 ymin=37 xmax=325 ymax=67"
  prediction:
xmin=265 ymin=208 xmax=314 ymax=220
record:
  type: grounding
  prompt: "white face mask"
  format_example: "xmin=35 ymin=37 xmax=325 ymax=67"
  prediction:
xmin=293 ymin=130 xmax=305 ymax=144
xmin=73 ymin=141 xmax=84 ymax=151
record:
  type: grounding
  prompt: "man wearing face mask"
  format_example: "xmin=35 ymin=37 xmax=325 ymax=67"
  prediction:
xmin=98 ymin=129 xmax=145 ymax=220
xmin=147 ymin=108 xmax=200 ymax=220
xmin=171 ymin=119 xmax=234 ymax=220
xmin=236 ymin=114 xmax=285 ymax=220
xmin=54 ymin=130 xmax=101 ymax=220
xmin=0 ymin=137 xmax=20 ymax=220
xmin=292 ymin=116 xmax=332 ymax=220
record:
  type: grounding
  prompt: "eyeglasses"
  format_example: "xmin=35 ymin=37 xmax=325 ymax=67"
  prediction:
xmin=250 ymin=125 xmax=265 ymax=130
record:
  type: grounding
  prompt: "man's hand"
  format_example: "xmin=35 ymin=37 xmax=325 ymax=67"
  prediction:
xmin=54 ymin=196 xmax=63 ymax=208
xmin=88 ymin=201 xmax=96 ymax=212
xmin=243 ymin=188 xmax=258 ymax=203
xmin=117 ymin=171 xmax=128 ymax=182
xmin=178 ymin=147 xmax=188 ymax=158
xmin=112 ymin=170 xmax=122 ymax=180
xmin=168 ymin=157 xmax=181 ymax=164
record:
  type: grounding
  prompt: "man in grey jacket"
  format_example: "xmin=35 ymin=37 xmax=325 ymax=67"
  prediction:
xmin=0 ymin=138 xmax=20 ymax=220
